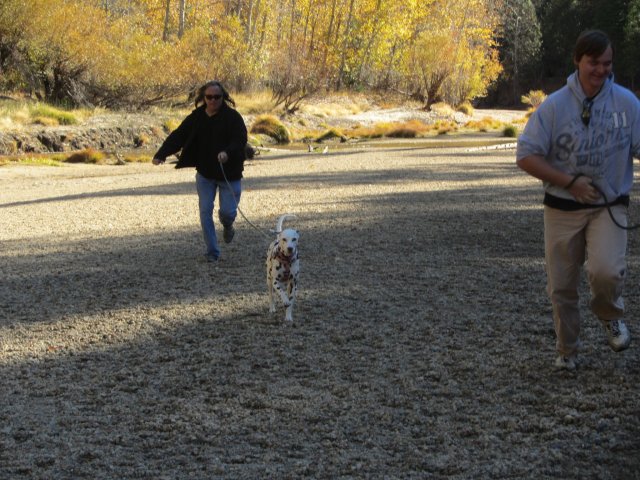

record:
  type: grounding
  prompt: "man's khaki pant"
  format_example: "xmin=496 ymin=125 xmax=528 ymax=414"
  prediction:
xmin=544 ymin=205 xmax=627 ymax=356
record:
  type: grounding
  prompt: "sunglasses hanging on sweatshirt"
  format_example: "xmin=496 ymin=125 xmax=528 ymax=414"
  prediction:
xmin=581 ymin=97 xmax=595 ymax=126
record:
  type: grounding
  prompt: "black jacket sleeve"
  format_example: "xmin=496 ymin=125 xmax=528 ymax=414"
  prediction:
xmin=153 ymin=110 xmax=197 ymax=160
xmin=222 ymin=109 xmax=248 ymax=162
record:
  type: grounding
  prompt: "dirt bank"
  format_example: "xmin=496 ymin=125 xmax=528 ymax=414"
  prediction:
xmin=0 ymin=107 xmax=526 ymax=156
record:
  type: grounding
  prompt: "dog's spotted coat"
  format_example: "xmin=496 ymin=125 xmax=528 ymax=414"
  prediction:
xmin=267 ymin=214 xmax=300 ymax=322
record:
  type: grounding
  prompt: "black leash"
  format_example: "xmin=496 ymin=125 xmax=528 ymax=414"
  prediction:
xmin=580 ymin=178 xmax=640 ymax=230
xmin=218 ymin=160 xmax=273 ymax=240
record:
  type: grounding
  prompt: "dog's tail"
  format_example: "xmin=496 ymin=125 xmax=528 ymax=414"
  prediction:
xmin=275 ymin=214 xmax=297 ymax=233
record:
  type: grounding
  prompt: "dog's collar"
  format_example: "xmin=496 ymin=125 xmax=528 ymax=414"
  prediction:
xmin=275 ymin=249 xmax=297 ymax=263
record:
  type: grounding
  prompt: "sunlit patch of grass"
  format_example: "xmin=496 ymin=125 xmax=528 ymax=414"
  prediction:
xmin=163 ymin=118 xmax=181 ymax=133
xmin=301 ymin=92 xmax=372 ymax=118
xmin=32 ymin=116 xmax=60 ymax=127
xmin=133 ymin=133 xmax=151 ymax=147
xmin=386 ymin=120 xmax=432 ymax=138
xmin=0 ymin=98 xmax=96 ymax=128
xmin=303 ymin=102 xmax=365 ymax=118
xmin=250 ymin=115 xmax=291 ymax=144
xmin=463 ymin=116 xmax=504 ymax=132
xmin=65 ymin=148 xmax=106 ymax=164
xmin=122 ymin=153 xmax=151 ymax=163
xmin=29 ymin=104 xmax=79 ymax=125
xmin=430 ymin=102 xmax=455 ymax=116
xmin=0 ymin=99 xmax=31 ymax=128
xmin=0 ymin=153 xmax=67 ymax=166
xmin=316 ymin=127 xmax=347 ymax=143
xmin=236 ymin=90 xmax=277 ymax=115
xmin=347 ymin=123 xmax=388 ymax=139
xmin=456 ymin=101 xmax=474 ymax=116
xmin=20 ymin=156 xmax=65 ymax=166
xmin=434 ymin=120 xmax=458 ymax=135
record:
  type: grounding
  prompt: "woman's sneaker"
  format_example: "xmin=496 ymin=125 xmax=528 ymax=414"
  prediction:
xmin=223 ymin=225 xmax=235 ymax=243
xmin=602 ymin=319 xmax=631 ymax=352
xmin=554 ymin=354 xmax=577 ymax=370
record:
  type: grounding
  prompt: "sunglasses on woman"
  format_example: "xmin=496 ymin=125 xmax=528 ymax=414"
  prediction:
xmin=205 ymin=94 xmax=223 ymax=101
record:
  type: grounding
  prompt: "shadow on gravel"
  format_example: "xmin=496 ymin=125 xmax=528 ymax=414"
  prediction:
xmin=0 ymin=182 xmax=198 ymax=209
xmin=1 ymin=151 xmax=639 ymax=479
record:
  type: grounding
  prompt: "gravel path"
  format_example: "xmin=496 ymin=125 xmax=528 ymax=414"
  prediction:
xmin=1 ymin=142 xmax=639 ymax=479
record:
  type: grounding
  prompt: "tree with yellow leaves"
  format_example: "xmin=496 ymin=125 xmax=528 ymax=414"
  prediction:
xmin=404 ymin=0 xmax=502 ymax=109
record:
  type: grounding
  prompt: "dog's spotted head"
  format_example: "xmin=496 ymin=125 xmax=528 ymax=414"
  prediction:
xmin=277 ymin=228 xmax=299 ymax=256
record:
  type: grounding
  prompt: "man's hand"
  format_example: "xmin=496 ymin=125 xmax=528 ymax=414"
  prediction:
xmin=217 ymin=151 xmax=229 ymax=164
xmin=152 ymin=158 xmax=165 ymax=165
xmin=568 ymin=175 xmax=600 ymax=204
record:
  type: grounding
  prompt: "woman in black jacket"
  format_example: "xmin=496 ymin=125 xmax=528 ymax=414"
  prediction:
xmin=153 ymin=81 xmax=248 ymax=263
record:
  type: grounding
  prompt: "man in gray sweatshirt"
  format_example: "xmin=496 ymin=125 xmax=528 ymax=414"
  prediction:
xmin=517 ymin=30 xmax=640 ymax=370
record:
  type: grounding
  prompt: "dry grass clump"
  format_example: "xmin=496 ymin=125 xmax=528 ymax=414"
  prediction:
xmin=463 ymin=116 xmax=504 ymax=132
xmin=346 ymin=124 xmax=384 ymax=139
xmin=163 ymin=118 xmax=182 ymax=133
xmin=236 ymin=90 xmax=278 ymax=115
xmin=456 ymin=102 xmax=474 ymax=116
xmin=133 ymin=133 xmax=151 ymax=147
xmin=315 ymin=127 xmax=348 ymax=143
xmin=522 ymin=90 xmax=548 ymax=118
xmin=0 ymin=100 xmax=32 ymax=129
xmin=521 ymin=90 xmax=547 ymax=109
xmin=29 ymin=104 xmax=79 ymax=125
xmin=347 ymin=119 xmax=440 ymax=139
xmin=434 ymin=120 xmax=458 ymax=135
xmin=302 ymin=92 xmax=371 ymax=118
xmin=430 ymin=102 xmax=455 ymax=116
xmin=502 ymin=124 xmax=518 ymax=137
xmin=0 ymin=153 xmax=67 ymax=166
xmin=1 ymin=99 xmax=93 ymax=128
xmin=250 ymin=115 xmax=291 ymax=144
xmin=65 ymin=148 xmax=106 ymax=164
xmin=121 ymin=153 xmax=151 ymax=163
xmin=386 ymin=120 xmax=432 ymax=138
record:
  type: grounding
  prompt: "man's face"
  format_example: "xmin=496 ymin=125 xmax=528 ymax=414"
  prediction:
xmin=576 ymin=45 xmax=613 ymax=97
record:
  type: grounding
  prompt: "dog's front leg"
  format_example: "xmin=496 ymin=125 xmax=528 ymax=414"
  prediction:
xmin=268 ymin=279 xmax=277 ymax=313
xmin=284 ymin=279 xmax=297 ymax=322
xmin=275 ymin=284 xmax=292 ymax=321
xmin=284 ymin=303 xmax=293 ymax=322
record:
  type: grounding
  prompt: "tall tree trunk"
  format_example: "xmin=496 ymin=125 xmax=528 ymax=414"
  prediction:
xmin=245 ymin=0 xmax=255 ymax=43
xmin=178 ymin=0 xmax=186 ymax=39
xmin=321 ymin=0 xmax=338 ymax=74
xmin=162 ymin=0 xmax=171 ymax=42
xmin=336 ymin=0 xmax=355 ymax=89
xmin=356 ymin=0 xmax=383 ymax=84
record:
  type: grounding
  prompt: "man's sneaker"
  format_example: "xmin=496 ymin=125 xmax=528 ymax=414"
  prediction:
xmin=223 ymin=225 xmax=235 ymax=244
xmin=602 ymin=319 xmax=631 ymax=352
xmin=554 ymin=355 xmax=577 ymax=371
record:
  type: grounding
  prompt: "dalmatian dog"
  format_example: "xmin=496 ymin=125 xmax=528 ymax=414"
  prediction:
xmin=267 ymin=214 xmax=300 ymax=322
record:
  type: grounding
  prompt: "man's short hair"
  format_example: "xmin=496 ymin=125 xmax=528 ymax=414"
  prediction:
xmin=574 ymin=30 xmax=613 ymax=63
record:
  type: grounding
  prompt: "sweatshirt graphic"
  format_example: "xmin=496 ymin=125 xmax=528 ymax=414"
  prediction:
xmin=517 ymin=72 xmax=640 ymax=203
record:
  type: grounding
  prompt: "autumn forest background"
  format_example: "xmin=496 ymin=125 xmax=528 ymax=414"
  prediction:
xmin=0 ymin=0 xmax=639 ymax=113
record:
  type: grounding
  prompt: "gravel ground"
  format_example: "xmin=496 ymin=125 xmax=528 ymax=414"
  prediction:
xmin=1 ymin=141 xmax=639 ymax=479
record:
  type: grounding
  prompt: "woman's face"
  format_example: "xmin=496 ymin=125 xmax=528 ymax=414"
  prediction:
xmin=576 ymin=45 xmax=613 ymax=98
xmin=204 ymin=85 xmax=224 ymax=113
